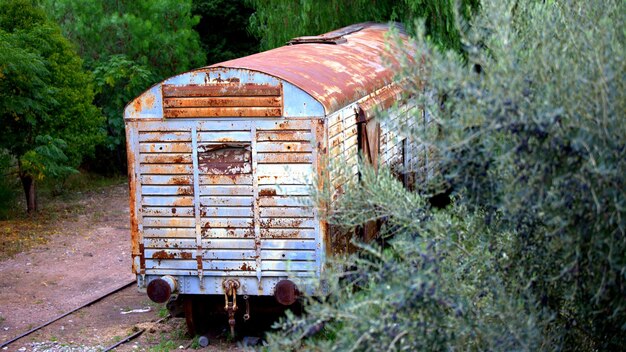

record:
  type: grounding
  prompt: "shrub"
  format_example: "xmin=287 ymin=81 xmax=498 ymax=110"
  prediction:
xmin=266 ymin=166 xmax=543 ymax=351
xmin=265 ymin=0 xmax=625 ymax=350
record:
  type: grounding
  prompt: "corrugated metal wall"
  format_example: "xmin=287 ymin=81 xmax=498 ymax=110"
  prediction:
xmin=131 ymin=118 xmax=322 ymax=295
xmin=380 ymin=101 xmax=421 ymax=176
xmin=326 ymin=100 xmax=423 ymax=253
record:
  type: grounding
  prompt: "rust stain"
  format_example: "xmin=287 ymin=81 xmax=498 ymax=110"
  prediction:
xmin=212 ymin=75 xmax=241 ymax=84
xmin=202 ymin=174 xmax=242 ymax=185
xmin=259 ymin=218 xmax=303 ymax=229
xmin=138 ymin=244 xmax=146 ymax=274
xmin=165 ymin=107 xmax=281 ymax=118
xmin=178 ymin=186 xmax=194 ymax=196
xmin=197 ymin=253 xmax=203 ymax=271
xmin=163 ymin=83 xmax=280 ymax=97
xmin=201 ymin=221 xmax=211 ymax=237
xmin=172 ymin=197 xmax=193 ymax=207
xmin=258 ymin=188 xmax=277 ymax=197
xmin=144 ymin=92 xmax=155 ymax=108
xmin=181 ymin=252 xmax=193 ymax=260
xmin=170 ymin=176 xmax=192 ymax=185
xmin=171 ymin=207 xmax=177 ymax=214
xmin=126 ymin=124 xmax=140 ymax=274
xmin=357 ymin=84 xmax=404 ymax=122
xmin=133 ymin=99 xmax=141 ymax=113
xmin=210 ymin=23 xmax=411 ymax=115
xmin=132 ymin=92 xmax=156 ymax=113
xmin=152 ymin=250 xmax=176 ymax=260
xmin=262 ymin=230 xmax=300 ymax=239
xmin=164 ymin=96 xmax=280 ymax=108
xmin=240 ymin=263 xmax=254 ymax=271
xmin=173 ymin=155 xmax=187 ymax=164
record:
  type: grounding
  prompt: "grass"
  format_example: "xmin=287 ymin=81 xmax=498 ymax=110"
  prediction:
xmin=0 ymin=172 xmax=127 ymax=259
xmin=190 ymin=336 xmax=201 ymax=349
xmin=158 ymin=306 xmax=169 ymax=319
xmin=148 ymin=337 xmax=177 ymax=352
xmin=144 ymin=320 xmax=191 ymax=351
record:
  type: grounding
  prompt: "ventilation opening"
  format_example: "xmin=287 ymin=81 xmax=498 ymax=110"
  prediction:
xmin=198 ymin=143 xmax=251 ymax=175
xmin=288 ymin=24 xmax=364 ymax=45
xmin=162 ymin=83 xmax=283 ymax=118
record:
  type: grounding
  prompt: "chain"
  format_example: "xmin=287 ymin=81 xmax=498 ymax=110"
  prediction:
xmin=222 ymin=280 xmax=240 ymax=336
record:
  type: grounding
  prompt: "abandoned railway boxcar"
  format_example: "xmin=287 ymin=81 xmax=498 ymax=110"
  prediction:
xmin=124 ymin=22 xmax=425 ymax=334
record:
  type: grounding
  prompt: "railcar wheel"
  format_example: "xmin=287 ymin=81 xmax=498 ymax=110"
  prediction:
xmin=182 ymin=295 xmax=224 ymax=336
xmin=183 ymin=295 xmax=204 ymax=336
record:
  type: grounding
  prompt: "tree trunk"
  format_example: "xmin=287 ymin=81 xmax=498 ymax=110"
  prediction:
xmin=20 ymin=174 xmax=37 ymax=213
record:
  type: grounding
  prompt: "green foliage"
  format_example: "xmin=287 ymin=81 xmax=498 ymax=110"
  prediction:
xmin=19 ymin=135 xmax=78 ymax=182
xmin=400 ymin=0 xmax=626 ymax=348
xmin=402 ymin=0 xmax=480 ymax=52
xmin=247 ymin=0 xmax=479 ymax=51
xmin=92 ymin=55 xmax=153 ymax=153
xmin=266 ymin=0 xmax=625 ymax=350
xmin=45 ymin=0 xmax=204 ymax=79
xmin=44 ymin=0 xmax=206 ymax=173
xmin=0 ymin=0 xmax=103 ymax=211
xmin=247 ymin=0 xmax=398 ymax=50
xmin=157 ymin=305 xmax=169 ymax=318
xmin=267 ymin=166 xmax=542 ymax=351
xmin=148 ymin=337 xmax=177 ymax=352
xmin=192 ymin=0 xmax=259 ymax=64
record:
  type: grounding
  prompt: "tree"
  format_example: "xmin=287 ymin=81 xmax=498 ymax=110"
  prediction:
xmin=265 ymin=0 xmax=625 ymax=350
xmin=0 ymin=150 xmax=17 ymax=219
xmin=0 ymin=0 xmax=103 ymax=213
xmin=192 ymin=0 xmax=259 ymax=65
xmin=44 ymin=0 xmax=206 ymax=173
xmin=247 ymin=0 xmax=479 ymax=52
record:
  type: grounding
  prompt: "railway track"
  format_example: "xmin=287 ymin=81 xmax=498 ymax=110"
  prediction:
xmin=1 ymin=279 xmax=276 ymax=351
xmin=0 ymin=280 xmax=152 ymax=351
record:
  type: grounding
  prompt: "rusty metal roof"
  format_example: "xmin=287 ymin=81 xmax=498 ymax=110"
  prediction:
xmin=210 ymin=23 xmax=409 ymax=115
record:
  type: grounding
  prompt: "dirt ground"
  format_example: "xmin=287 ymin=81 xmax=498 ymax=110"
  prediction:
xmin=0 ymin=184 xmax=245 ymax=351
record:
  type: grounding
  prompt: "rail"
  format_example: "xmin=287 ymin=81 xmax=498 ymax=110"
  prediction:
xmin=0 ymin=280 xmax=136 ymax=349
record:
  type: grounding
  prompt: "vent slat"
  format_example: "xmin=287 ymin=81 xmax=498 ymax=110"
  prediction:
xmin=164 ymin=96 xmax=282 ymax=108
xmin=165 ymin=107 xmax=282 ymax=118
xmin=163 ymin=84 xmax=281 ymax=97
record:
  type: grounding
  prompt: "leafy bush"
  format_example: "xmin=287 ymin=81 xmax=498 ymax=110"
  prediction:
xmin=267 ymin=167 xmax=543 ymax=351
xmin=265 ymin=0 xmax=625 ymax=350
